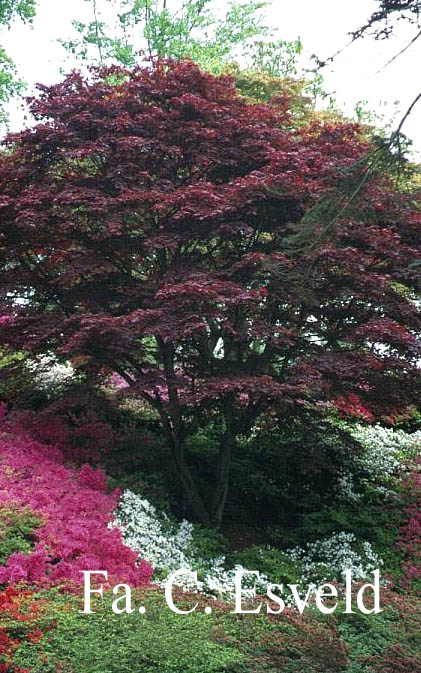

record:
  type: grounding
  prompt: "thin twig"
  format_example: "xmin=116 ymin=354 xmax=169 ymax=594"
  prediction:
xmin=92 ymin=0 xmax=103 ymax=64
xmin=395 ymin=90 xmax=421 ymax=136
xmin=376 ymin=28 xmax=421 ymax=73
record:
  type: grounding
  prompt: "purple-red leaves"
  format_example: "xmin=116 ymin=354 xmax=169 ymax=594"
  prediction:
xmin=0 ymin=59 xmax=420 ymax=424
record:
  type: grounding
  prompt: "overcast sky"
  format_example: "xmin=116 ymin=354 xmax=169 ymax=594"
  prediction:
xmin=1 ymin=0 xmax=420 ymax=153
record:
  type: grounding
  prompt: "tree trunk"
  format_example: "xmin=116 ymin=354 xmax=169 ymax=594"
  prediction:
xmin=210 ymin=395 xmax=236 ymax=528
xmin=156 ymin=337 xmax=236 ymax=527
xmin=157 ymin=402 xmax=212 ymax=526
xmin=172 ymin=451 xmax=212 ymax=526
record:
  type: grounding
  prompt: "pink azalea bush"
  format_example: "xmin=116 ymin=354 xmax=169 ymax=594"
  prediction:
xmin=0 ymin=404 xmax=152 ymax=587
xmin=9 ymin=406 xmax=116 ymax=464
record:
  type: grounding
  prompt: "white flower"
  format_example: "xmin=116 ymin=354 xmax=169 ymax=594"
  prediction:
xmin=286 ymin=532 xmax=383 ymax=585
xmin=112 ymin=492 xmax=384 ymax=601
xmin=28 ymin=355 xmax=75 ymax=393
xmin=335 ymin=423 xmax=421 ymax=499
xmin=111 ymin=489 xmax=269 ymax=599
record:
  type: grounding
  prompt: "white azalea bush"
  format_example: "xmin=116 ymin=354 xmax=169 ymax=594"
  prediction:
xmin=111 ymin=489 xmax=269 ymax=599
xmin=112 ymin=490 xmax=193 ymax=572
xmin=336 ymin=423 xmax=421 ymax=500
xmin=286 ymin=532 xmax=383 ymax=586
xmin=350 ymin=424 xmax=421 ymax=476
xmin=111 ymin=490 xmax=385 ymax=601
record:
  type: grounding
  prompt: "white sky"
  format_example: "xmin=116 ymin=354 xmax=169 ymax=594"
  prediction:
xmin=1 ymin=0 xmax=420 ymax=153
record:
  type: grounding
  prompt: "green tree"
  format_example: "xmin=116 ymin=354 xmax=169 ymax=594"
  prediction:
xmin=60 ymin=0 xmax=277 ymax=73
xmin=0 ymin=0 xmax=35 ymax=25
xmin=0 ymin=0 xmax=36 ymax=126
xmin=61 ymin=2 xmax=337 ymax=125
xmin=60 ymin=0 xmax=340 ymax=129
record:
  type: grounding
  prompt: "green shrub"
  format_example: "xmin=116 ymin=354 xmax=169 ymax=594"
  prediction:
xmin=0 ymin=505 xmax=42 ymax=563
xmin=9 ymin=586 xmax=421 ymax=673
xmin=190 ymin=525 xmax=228 ymax=561
xmin=298 ymin=495 xmax=403 ymax=580
xmin=12 ymin=588 xmax=242 ymax=673
xmin=227 ymin=545 xmax=301 ymax=586
xmin=338 ymin=592 xmax=421 ymax=673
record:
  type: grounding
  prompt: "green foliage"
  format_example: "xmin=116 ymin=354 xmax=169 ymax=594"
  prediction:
xmin=189 ymin=524 xmax=228 ymax=561
xmin=62 ymin=1 xmax=337 ymax=115
xmin=235 ymin=34 xmax=338 ymax=115
xmin=338 ymin=595 xmax=421 ymax=673
xmin=0 ymin=0 xmax=35 ymax=127
xmin=0 ymin=349 xmax=37 ymax=407
xmin=0 ymin=505 xmax=42 ymax=563
xmin=101 ymin=402 xmax=403 ymax=566
xmin=245 ymin=37 xmax=303 ymax=78
xmin=233 ymin=69 xmax=316 ymax=125
xmin=227 ymin=544 xmax=301 ymax=585
xmin=60 ymin=0 xmax=271 ymax=73
xmin=12 ymin=589 xmax=242 ymax=673
xmin=8 ymin=584 xmax=421 ymax=673
xmin=298 ymin=495 xmax=403 ymax=580
xmin=0 ymin=0 xmax=35 ymax=25
xmin=0 ymin=47 xmax=23 ymax=123
xmin=225 ymin=414 xmax=363 ymax=535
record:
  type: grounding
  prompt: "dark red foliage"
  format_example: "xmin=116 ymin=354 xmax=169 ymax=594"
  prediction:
xmin=373 ymin=644 xmax=421 ymax=673
xmin=399 ymin=462 xmax=421 ymax=587
xmin=10 ymin=405 xmax=117 ymax=464
xmin=1 ymin=60 xmax=421 ymax=524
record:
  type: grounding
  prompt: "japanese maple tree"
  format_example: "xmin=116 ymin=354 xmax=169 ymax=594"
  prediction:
xmin=1 ymin=60 xmax=421 ymax=526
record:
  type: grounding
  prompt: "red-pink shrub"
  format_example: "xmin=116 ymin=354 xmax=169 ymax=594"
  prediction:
xmin=7 ymin=405 xmax=116 ymax=464
xmin=78 ymin=463 xmax=109 ymax=492
xmin=0 ymin=415 xmax=151 ymax=588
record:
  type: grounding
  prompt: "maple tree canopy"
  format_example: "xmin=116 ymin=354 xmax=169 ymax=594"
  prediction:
xmin=1 ymin=60 xmax=421 ymax=525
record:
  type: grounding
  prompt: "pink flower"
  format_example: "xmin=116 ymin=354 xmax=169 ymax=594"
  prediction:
xmin=0 ymin=426 xmax=152 ymax=588
xmin=79 ymin=464 xmax=108 ymax=491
